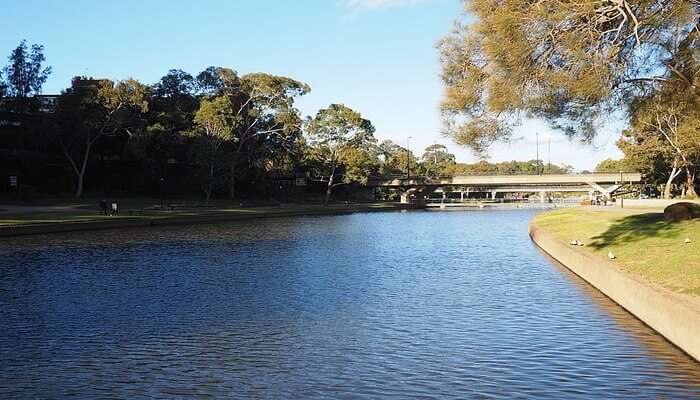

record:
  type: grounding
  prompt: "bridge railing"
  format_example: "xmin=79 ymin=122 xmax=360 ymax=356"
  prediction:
xmin=369 ymin=172 xmax=641 ymax=180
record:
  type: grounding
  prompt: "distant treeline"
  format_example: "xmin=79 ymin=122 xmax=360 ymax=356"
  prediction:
xmin=0 ymin=40 xmax=573 ymax=203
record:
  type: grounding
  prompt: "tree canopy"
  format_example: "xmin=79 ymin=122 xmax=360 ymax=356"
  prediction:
xmin=305 ymin=104 xmax=377 ymax=205
xmin=55 ymin=77 xmax=149 ymax=197
xmin=439 ymin=1 xmax=699 ymax=154
xmin=2 ymin=40 xmax=52 ymax=98
xmin=422 ymin=144 xmax=456 ymax=177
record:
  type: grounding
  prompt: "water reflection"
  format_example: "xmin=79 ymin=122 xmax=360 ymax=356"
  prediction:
xmin=541 ymin=250 xmax=700 ymax=388
xmin=0 ymin=210 xmax=698 ymax=399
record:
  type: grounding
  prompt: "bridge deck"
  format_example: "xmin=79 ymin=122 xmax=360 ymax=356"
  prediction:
xmin=368 ymin=173 xmax=642 ymax=188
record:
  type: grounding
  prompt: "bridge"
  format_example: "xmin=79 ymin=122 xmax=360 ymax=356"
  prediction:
xmin=367 ymin=173 xmax=643 ymax=205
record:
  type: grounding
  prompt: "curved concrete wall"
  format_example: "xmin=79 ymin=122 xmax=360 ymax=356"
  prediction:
xmin=529 ymin=222 xmax=700 ymax=362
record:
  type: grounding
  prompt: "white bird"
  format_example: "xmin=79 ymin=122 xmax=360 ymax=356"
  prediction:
xmin=608 ymin=251 xmax=616 ymax=260
xmin=570 ymin=240 xmax=578 ymax=245
xmin=685 ymin=238 xmax=692 ymax=244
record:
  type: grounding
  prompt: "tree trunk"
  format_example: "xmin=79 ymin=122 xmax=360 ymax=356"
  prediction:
xmin=205 ymin=164 xmax=214 ymax=206
xmin=75 ymin=172 xmax=85 ymax=198
xmin=324 ymin=174 xmax=334 ymax=206
xmin=74 ymin=141 xmax=93 ymax=198
xmin=663 ymin=171 xmax=675 ymax=199
xmin=686 ymin=166 xmax=697 ymax=198
xmin=229 ymin=161 xmax=236 ymax=199
xmin=664 ymin=163 xmax=680 ymax=199
xmin=324 ymin=161 xmax=337 ymax=207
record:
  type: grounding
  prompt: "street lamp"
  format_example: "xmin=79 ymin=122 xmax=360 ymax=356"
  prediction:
xmin=619 ymin=171 xmax=624 ymax=208
xmin=159 ymin=177 xmax=166 ymax=208
xmin=535 ymin=132 xmax=540 ymax=175
xmin=407 ymin=136 xmax=412 ymax=179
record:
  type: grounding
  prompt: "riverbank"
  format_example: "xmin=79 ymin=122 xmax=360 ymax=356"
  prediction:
xmin=530 ymin=207 xmax=700 ymax=361
xmin=0 ymin=202 xmax=409 ymax=237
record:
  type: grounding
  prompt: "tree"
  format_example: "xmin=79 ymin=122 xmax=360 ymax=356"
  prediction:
xmin=438 ymin=1 xmax=699 ymax=154
xmin=189 ymin=96 xmax=237 ymax=205
xmin=194 ymin=67 xmax=310 ymax=198
xmin=595 ymin=159 xmax=631 ymax=173
xmin=0 ymin=69 xmax=6 ymax=97
xmin=620 ymin=86 xmax=700 ymax=197
xmin=150 ymin=69 xmax=198 ymax=134
xmin=55 ymin=77 xmax=149 ymax=198
xmin=306 ymin=104 xmax=377 ymax=205
xmin=131 ymin=70 xmax=199 ymax=186
xmin=639 ymin=95 xmax=698 ymax=198
xmin=447 ymin=159 xmax=572 ymax=176
xmin=378 ymin=140 xmax=420 ymax=176
xmin=618 ymin=128 xmax=679 ymax=198
xmin=3 ymin=40 xmax=52 ymax=97
xmin=421 ymin=144 xmax=456 ymax=177
xmin=195 ymin=66 xmax=239 ymax=96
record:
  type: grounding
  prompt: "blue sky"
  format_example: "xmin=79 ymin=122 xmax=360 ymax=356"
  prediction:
xmin=1 ymin=0 xmax=621 ymax=169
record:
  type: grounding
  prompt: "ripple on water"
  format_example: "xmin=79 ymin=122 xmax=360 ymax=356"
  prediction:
xmin=0 ymin=210 xmax=699 ymax=399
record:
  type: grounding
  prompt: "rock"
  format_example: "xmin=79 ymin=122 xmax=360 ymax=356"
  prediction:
xmin=608 ymin=251 xmax=616 ymax=260
xmin=664 ymin=202 xmax=700 ymax=222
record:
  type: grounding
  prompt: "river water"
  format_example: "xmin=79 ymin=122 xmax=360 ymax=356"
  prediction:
xmin=1 ymin=210 xmax=699 ymax=398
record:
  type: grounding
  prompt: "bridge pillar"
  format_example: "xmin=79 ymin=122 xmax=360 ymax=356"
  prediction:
xmin=491 ymin=190 xmax=497 ymax=200
xmin=400 ymin=188 xmax=428 ymax=208
xmin=539 ymin=190 xmax=546 ymax=204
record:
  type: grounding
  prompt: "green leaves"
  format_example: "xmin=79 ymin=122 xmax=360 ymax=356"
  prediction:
xmin=306 ymin=104 xmax=378 ymax=183
xmin=98 ymin=78 xmax=149 ymax=114
xmin=2 ymin=40 xmax=52 ymax=97
xmin=421 ymin=144 xmax=456 ymax=177
xmin=193 ymin=96 xmax=238 ymax=141
xmin=306 ymin=104 xmax=375 ymax=150
xmin=439 ymin=0 xmax=700 ymax=154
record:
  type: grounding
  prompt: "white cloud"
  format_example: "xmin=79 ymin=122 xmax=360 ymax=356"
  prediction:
xmin=339 ymin=0 xmax=430 ymax=9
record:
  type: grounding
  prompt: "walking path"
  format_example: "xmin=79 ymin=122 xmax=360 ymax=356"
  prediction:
xmin=0 ymin=202 xmax=409 ymax=237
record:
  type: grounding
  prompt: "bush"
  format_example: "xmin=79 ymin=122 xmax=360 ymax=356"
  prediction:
xmin=664 ymin=202 xmax=700 ymax=222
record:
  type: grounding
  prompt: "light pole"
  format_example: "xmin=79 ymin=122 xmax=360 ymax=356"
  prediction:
xmin=547 ymin=137 xmax=551 ymax=174
xmin=159 ymin=177 xmax=165 ymax=209
xmin=619 ymin=170 xmax=624 ymax=208
xmin=407 ymin=136 xmax=412 ymax=179
xmin=535 ymin=132 xmax=540 ymax=175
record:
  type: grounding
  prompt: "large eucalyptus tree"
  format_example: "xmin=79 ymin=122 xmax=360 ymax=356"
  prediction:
xmin=439 ymin=1 xmax=699 ymax=154
xmin=305 ymin=104 xmax=377 ymax=206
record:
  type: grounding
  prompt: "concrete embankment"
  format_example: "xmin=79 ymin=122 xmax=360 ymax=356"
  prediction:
xmin=529 ymin=221 xmax=700 ymax=362
xmin=0 ymin=204 xmax=411 ymax=238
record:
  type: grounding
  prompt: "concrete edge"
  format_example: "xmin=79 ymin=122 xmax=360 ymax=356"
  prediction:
xmin=0 ymin=204 xmax=412 ymax=238
xmin=529 ymin=220 xmax=700 ymax=362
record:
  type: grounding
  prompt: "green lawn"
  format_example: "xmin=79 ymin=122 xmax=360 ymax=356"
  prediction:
xmin=0 ymin=201 xmax=403 ymax=227
xmin=534 ymin=208 xmax=700 ymax=296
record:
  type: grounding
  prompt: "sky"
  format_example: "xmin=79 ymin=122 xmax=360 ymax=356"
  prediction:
xmin=1 ymin=0 xmax=622 ymax=170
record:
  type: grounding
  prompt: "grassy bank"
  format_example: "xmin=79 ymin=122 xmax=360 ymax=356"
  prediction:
xmin=534 ymin=207 xmax=700 ymax=296
xmin=0 ymin=200 xmax=405 ymax=230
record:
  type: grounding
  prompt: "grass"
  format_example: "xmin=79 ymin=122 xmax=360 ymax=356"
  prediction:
xmin=534 ymin=208 xmax=700 ymax=296
xmin=0 ymin=199 xmax=403 ymax=227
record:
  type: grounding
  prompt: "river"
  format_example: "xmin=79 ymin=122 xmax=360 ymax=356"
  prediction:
xmin=1 ymin=209 xmax=699 ymax=398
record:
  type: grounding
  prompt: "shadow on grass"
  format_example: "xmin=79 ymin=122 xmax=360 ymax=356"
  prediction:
xmin=590 ymin=212 xmax=681 ymax=249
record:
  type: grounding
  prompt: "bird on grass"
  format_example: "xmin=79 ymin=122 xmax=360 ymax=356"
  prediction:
xmin=608 ymin=251 xmax=616 ymax=260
